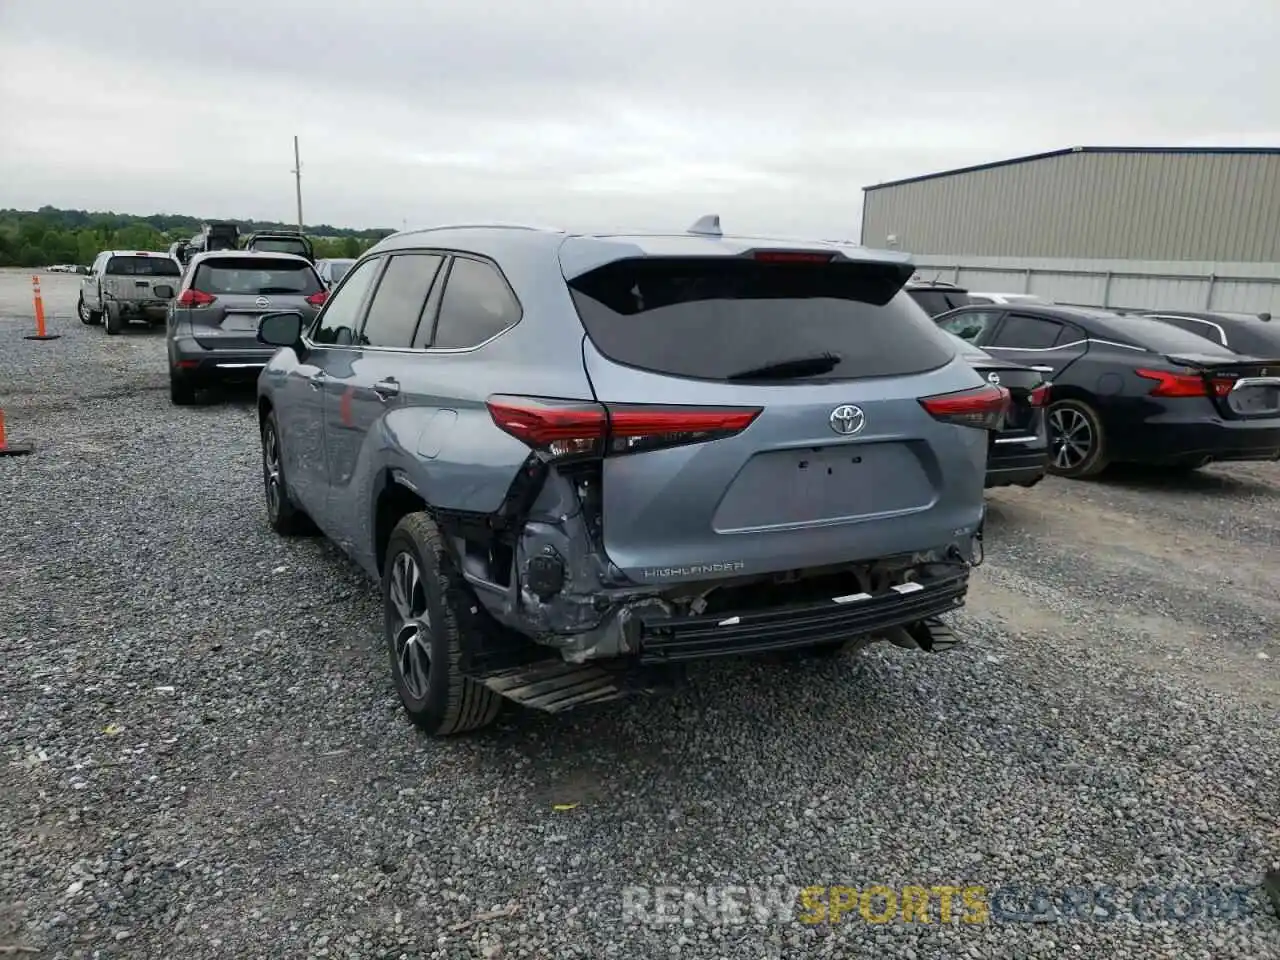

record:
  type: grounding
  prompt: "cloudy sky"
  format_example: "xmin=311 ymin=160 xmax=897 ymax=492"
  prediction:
xmin=1 ymin=0 xmax=1276 ymax=237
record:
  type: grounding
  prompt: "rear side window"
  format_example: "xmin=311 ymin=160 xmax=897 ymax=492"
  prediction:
xmin=990 ymin=314 xmax=1064 ymax=349
xmin=192 ymin=257 xmax=322 ymax=296
xmin=430 ymin=257 xmax=521 ymax=349
xmin=359 ymin=254 xmax=444 ymax=348
xmin=568 ymin=257 xmax=953 ymax=381
xmin=105 ymin=255 xmax=181 ymax=277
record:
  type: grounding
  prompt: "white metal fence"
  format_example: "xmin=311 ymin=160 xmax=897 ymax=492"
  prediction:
xmin=907 ymin=255 xmax=1280 ymax=315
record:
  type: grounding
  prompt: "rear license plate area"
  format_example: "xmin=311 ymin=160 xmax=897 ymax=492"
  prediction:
xmin=223 ymin=313 xmax=261 ymax=332
xmin=1229 ymin=385 xmax=1280 ymax=416
xmin=713 ymin=443 xmax=933 ymax=531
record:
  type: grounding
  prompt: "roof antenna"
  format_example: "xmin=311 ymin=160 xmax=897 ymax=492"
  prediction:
xmin=1259 ymin=312 xmax=1272 ymax=322
xmin=688 ymin=214 xmax=722 ymax=237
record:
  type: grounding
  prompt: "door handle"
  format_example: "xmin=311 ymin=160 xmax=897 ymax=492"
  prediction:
xmin=1030 ymin=365 xmax=1054 ymax=373
xmin=373 ymin=378 xmax=400 ymax=400
xmin=307 ymin=370 xmax=327 ymax=389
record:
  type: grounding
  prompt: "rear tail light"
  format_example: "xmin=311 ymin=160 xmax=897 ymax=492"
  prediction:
xmin=919 ymin=383 xmax=1010 ymax=431
xmin=305 ymin=290 xmax=329 ymax=306
xmin=1135 ymin=368 xmax=1232 ymax=398
xmin=1028 ymin=383 xmax=1052 ymax=407
xmin=485 ymin=396 xmax=761 ymax=461
xmin=176 ymin=289 xmax=216 ymax=307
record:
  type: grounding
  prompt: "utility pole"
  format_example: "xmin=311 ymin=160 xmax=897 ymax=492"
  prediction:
xmin=291 ymin=136 xmax=304 ymax=233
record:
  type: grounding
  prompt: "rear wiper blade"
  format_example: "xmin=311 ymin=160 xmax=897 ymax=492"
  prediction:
xmin=725 ymin=352 xmax=841 ymax=381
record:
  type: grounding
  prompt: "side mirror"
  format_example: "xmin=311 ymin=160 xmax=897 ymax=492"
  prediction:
xmin=258 ymin=311 xmax=305 ymax=349
xmin=153 ymin=284 xmax=175 ymax=299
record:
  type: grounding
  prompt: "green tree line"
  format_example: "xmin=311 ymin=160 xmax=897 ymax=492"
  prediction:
xmin=0 ymin=205 xmax=397 ymax=268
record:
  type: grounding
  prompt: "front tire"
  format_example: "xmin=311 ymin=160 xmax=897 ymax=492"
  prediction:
xmin=1047 ymin=399 xmax=1109 ymax=478
xmin=260 ymin=410 xmax=315 ymax=536
xmin=78 ymin=295 xmax=102 ymax=325
xmin=384 ymin=513 xmax=502 ymax=736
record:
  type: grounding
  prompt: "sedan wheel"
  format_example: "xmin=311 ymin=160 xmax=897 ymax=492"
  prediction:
xmin=1046 ymin=400 xmax=1109 ymax=478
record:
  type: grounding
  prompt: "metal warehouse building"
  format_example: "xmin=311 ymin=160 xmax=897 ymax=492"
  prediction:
xmin=861 ymin=146 xmax=1280 ymax=313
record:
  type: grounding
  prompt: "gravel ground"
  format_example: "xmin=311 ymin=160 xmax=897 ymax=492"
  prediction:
xmin=2 ymin=267 xmax=1278 ymax=959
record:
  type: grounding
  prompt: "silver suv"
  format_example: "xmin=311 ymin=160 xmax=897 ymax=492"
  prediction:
xmin=255 ymin=220 xmax=1002 ymax=735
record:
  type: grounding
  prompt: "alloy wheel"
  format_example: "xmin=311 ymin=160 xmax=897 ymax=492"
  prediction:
xmin=262 ymin=422 xmax=282 ymax=518
xmin=1049 ymin=406 xmax=1093 ymax=471
xmin=389 ymin=551 xmax=432 ymax=701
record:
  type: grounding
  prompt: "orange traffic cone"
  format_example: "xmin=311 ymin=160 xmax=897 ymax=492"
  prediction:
xmin=23 ymin=274 xmax=61 ymax=341
xmin=0 ymin=409 xmax=33 ymax=457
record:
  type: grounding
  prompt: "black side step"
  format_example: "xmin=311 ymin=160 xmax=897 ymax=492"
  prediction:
xmin=478 ymin=660 xmax=626 ymax=712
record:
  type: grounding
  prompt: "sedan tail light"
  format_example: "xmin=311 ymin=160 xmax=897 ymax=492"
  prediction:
xmin=1135 ymin=368 xmax=1231 ymax=398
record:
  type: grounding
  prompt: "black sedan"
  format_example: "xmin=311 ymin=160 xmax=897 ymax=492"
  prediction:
xmin=933 ymin=304 xmax=1280 ymax=478
xmin=940 ymin=329 xmax=1050 ymax=487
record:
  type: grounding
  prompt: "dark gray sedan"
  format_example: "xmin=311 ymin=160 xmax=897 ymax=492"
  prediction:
xmin=166 ymin=250 xmax=328 ymax=405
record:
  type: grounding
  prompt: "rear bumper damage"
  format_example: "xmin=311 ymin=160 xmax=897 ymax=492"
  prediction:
xmin=506 ymin=534 xmax=980 ymax=666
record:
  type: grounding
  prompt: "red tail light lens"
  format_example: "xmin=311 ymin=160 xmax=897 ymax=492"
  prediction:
xmin=306 ymin=290 xmax=329 ymax=307
xmin=485 ymin=396 xmax=761 ymax=460
xmin=1028 ymin=383 xmax=1052 ymax=407
xmin=1135 ymin=368 xmax=1232 ymax=398
xmin=919 ymin=383 xmax=1010 ymax=431
xmin=176 ymin=289 xmax=216 ymax=307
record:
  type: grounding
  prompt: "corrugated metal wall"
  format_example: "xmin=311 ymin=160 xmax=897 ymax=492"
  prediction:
xmin=908 ymin=254 xmax=1280 ymax=314
xmin=862 ymin=151 xmax=1280 ymax=262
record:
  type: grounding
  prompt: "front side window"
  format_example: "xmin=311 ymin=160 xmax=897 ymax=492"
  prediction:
xmin=311 ymin=256 xmax=380 ymax=346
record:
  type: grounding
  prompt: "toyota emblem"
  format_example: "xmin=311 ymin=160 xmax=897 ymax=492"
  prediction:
xmin=828 ymin=404 xmax=865 ymax=436
xmin=255 ymin=296 xmax=270 ymax=308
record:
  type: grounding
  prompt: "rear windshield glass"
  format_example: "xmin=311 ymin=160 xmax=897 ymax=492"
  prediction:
xmin=251 ymin=237 xmax=310 ymax=256
xmin=907 ymin=288 xmax=972 ymax=316
xmin=192 ymin=257 xmax=322 ymax=296
xmin=105 ymin=255 xmax=181 ymax=277
xmin=1100 ymin=316 xmax=1240 ymax=357
xmin=568 ymin=257 xmax=955 ymax=381
xmin=330 ymin=261 xmax=353 ymax=282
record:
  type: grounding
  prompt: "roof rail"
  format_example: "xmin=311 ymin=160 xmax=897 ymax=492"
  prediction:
xmin=395 ymin=222 xmax=562 ymax=236
xmin=687 ymin=214 xmax=722 ymax=237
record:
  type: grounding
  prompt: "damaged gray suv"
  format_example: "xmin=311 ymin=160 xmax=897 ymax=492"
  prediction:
xmin=255 ymin=218 xmax=1002 ymax=735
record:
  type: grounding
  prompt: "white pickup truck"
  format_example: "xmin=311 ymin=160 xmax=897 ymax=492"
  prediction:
xmin=78 ymin=250 xmax=183 ymax=335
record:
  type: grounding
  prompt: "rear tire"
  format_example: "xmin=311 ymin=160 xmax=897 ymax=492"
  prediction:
xmin=260 ymin=410 xmax=315 ymax=536
xmin=1047 ymin=399 xmax=1109 ymax=478
xmin=104 ymin=303 xmax=123 ymax=335
xmin=169 ymin=373 xmax=197 ymax=406
xmin=384 ymin=512 xmax=502 ymax=736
